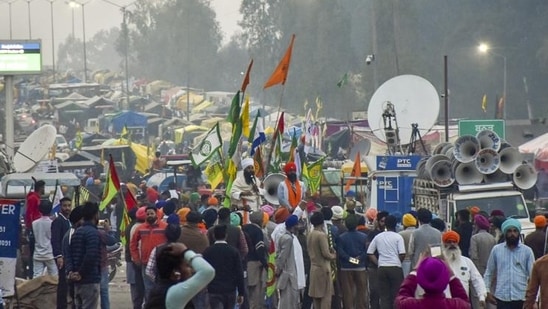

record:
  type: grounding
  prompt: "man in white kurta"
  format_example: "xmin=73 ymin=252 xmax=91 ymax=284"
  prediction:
xmin=230 ymin=158 xmax=264 ymax=211
xmin=441 ymin=230 xmax=487 ymax=308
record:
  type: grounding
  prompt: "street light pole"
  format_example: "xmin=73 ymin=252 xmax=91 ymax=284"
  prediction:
xmin=478 ymin=43 xmax=508 ymax=119
xmin=100 ymin=0 xmax=138 ymax=109
xmin=7 ymin=1 xmax=14 ymax=39
xmin=49 ymin=0 xmax=56 ymax=82
xmin=81 ymin=2 xmax=87 ymax=81
xmin=27 ymin=0 xmax=32 ymax=38
xmin=71 ymin=7 xmax=75 ymax=37
xmin=122 ymin=7 xmax=130 ymax=109
xmin=502 ymin=55 xmax=507 ymax=119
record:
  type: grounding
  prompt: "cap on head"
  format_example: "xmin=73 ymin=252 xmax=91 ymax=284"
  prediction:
xmin=346 ymin=190 xmax=356 ymax=197
xmin=250 ymin=210 xmax=264 ymax=226
xmin=331 ymin=206 xmax=344 ymax=220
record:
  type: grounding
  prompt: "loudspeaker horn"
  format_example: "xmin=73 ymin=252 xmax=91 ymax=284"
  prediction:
xmin=475 ymin=148 xmax=501 ymax=174
xmin=263 ymin=173 xmax=286 ymax=205
xmin=416 ymin=157 xmax=429 ymax=179
xmin=498 ymin=147 xmax=522 ymax=174
xmin=513 ymin=164 xmax=538 ymax=190
xmin=430 ymin=160 xmax=455 ymax=187
xmin=445 ymin=146 xmax=455 ymax=161
xmin=425 ymin=155 xmax=451 ymax=172
xmin=454 ymin=162 xmax=484 ymax=185
xmin=453 ymin=135 xmax=480 ymax=163
xmin=433 ymin=142 xmax=451 ymax=155
xmin=476 ymin=130 xmax=502 ymax=151
xmin=483 ymin=169 xmax=509 ymax=183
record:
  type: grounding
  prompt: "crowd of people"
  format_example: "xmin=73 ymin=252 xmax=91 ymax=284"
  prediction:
xmin=18 ymin=158 xmax=548 ymax=309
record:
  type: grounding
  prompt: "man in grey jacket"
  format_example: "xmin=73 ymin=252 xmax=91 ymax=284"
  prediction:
xmin=276 ymin=215 xmax=305 ymax=309
xmin=408 ymin=208 xmax=442 ymax=268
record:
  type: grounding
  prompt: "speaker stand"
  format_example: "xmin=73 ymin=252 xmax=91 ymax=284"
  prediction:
xmin=407 ymin=123 xmax=428 ymax=155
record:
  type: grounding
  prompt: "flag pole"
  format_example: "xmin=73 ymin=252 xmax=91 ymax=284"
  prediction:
xmin=265 ymin=86 xmax=286 ymax=174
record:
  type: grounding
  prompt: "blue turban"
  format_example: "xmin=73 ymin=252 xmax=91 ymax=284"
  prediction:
xmin=285 ymin=215 xmax=299 ymax=229
xmin=501 ymin=218 xmax=521 ymax=234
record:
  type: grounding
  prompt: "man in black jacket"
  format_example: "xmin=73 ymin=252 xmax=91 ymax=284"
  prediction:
xmin=242 ymin=210 xmax=267 ymax=309
xmin=68 ymin=202 xmax=101 ymax=309
xmin=454 ymin=209 xmax=473 ymax=257
xmin=204 ymin=224 xmax=245 ymax=309
xmin=51 ymin=197 xmax=72 ymax=309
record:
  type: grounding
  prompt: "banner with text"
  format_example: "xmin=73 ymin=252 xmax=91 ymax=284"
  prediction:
xmin=0 ymin=200 xmax=21 ymax=297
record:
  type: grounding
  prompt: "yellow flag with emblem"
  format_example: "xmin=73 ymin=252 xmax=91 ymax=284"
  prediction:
xmin=75 ymin=129 xmax=83 ymax=150
xmin=204 ymin=159 xmax=223 ymax=190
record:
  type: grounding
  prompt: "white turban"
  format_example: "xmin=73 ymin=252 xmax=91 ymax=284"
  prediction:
xmin=241 ymin=158 xmax=254 ymax=170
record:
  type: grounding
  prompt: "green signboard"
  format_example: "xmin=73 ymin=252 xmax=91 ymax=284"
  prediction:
xmin=458 ymin=119 xmax=505 ymax=139
xmin=0 ymin=40 xmax=42 ymax=75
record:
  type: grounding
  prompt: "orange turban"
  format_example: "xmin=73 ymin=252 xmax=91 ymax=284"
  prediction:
xmin=442 ymin=230 xmax=460 ymax=244
xmin=534 ymin=215 xmax=547 ymax=228
xmin=274 ymin=207 xmax=290 ymax=224
xmin=469 ymin=206 xmax=480 ymax=217
xmin=177 ymin=207 xmax=191 ymax=224
xmin=262 ymin=212 xmax=270 ymax=227
xmin=208 ymin=197 xmax=218 ymax=206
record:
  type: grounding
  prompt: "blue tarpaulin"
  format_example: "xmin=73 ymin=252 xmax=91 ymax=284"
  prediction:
xmin=111 ymin=111 xmax=147 ymax=133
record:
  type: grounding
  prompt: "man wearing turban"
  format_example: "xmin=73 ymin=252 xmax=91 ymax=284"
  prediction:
xmin=439 ymin=231 xmax=487 ymax=308
xmin=277 ymin=162 xmax=307 ymax=211
xmin=484 ymin=219 xmax=535 ymax=308
xmin=470 ymin=215 xmax=496 ymax=276
xmin=230 ymin=157 xmax=265 ymax=213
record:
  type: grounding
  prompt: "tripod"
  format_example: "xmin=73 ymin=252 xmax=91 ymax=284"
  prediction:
xmin=407 ymin=123 xmax=428 ymax=155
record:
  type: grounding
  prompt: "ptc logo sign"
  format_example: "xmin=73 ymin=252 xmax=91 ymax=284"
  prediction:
xmin=199 ymin=141 xmax=212 ymax=156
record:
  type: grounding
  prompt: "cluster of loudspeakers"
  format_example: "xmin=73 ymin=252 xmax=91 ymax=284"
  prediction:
xmin=416 ymin=130 xmax=537 ymax=190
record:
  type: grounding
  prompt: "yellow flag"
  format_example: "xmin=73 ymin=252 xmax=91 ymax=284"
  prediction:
xmin=205 ymin=160 xmax=223 ymax=190
xmin=315 ymin=96 xmax=323 ymax=120
xmin=242 ymin=95 xmax=250 ymax=138
xmin=481 ymin=94 xmax=487 ymax=112
xmin=75 ymin=129 xmax=83 ymax=150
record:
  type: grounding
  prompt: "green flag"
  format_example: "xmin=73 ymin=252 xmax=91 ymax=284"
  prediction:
xmin=248 ymin=113 xmax=259 ymax=144
xmin=226 ymin=91 xmax=241 ymax=124
xmin=337 ymin=72 xmax=348 ymax=88
xmin=304 ymin=156 xmax=326 ymax=194
xmin=190 ymin=123 xmax=222 ymax=167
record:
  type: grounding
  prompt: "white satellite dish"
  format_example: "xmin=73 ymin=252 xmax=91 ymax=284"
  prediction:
xmin=349 ymin=139 xmax=372 ymax=160
xmin=367 ymin=75 xmax=440 ymax=145
xmin=13 ymin=125 xmax=57 ymax=172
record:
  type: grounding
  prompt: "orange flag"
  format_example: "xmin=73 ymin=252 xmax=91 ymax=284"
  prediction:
xmin=241 ymin=59 xmax=253 ymax=92
xmin=345 ymin=152 xmax=361 ymax=192
xmin=263 ymin=34 xmax=296 ymax=89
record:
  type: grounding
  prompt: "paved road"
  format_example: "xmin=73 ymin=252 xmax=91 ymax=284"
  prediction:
xmin=109 ymin=261 xmax=133 ymax=309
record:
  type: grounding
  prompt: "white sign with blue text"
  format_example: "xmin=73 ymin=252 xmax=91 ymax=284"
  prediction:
xmin=0 ymin=200 xmax=21 ymax=297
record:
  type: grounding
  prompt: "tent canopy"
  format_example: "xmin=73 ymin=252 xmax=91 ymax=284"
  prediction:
xmin=519 ymin=132 xmax=548 ymax=154
xmin=111 ymin=111 xmax=148 ymax=133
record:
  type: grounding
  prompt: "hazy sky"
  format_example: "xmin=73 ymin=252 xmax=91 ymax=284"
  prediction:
xmin=0 ymin=0 xmax=242 ymax=65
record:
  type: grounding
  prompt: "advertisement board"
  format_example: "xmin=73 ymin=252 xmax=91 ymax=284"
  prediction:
xmin=0 ymin=200 xmax=21 ymax=297
xmin=0 ymin=40 xmax=42 ymax=75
